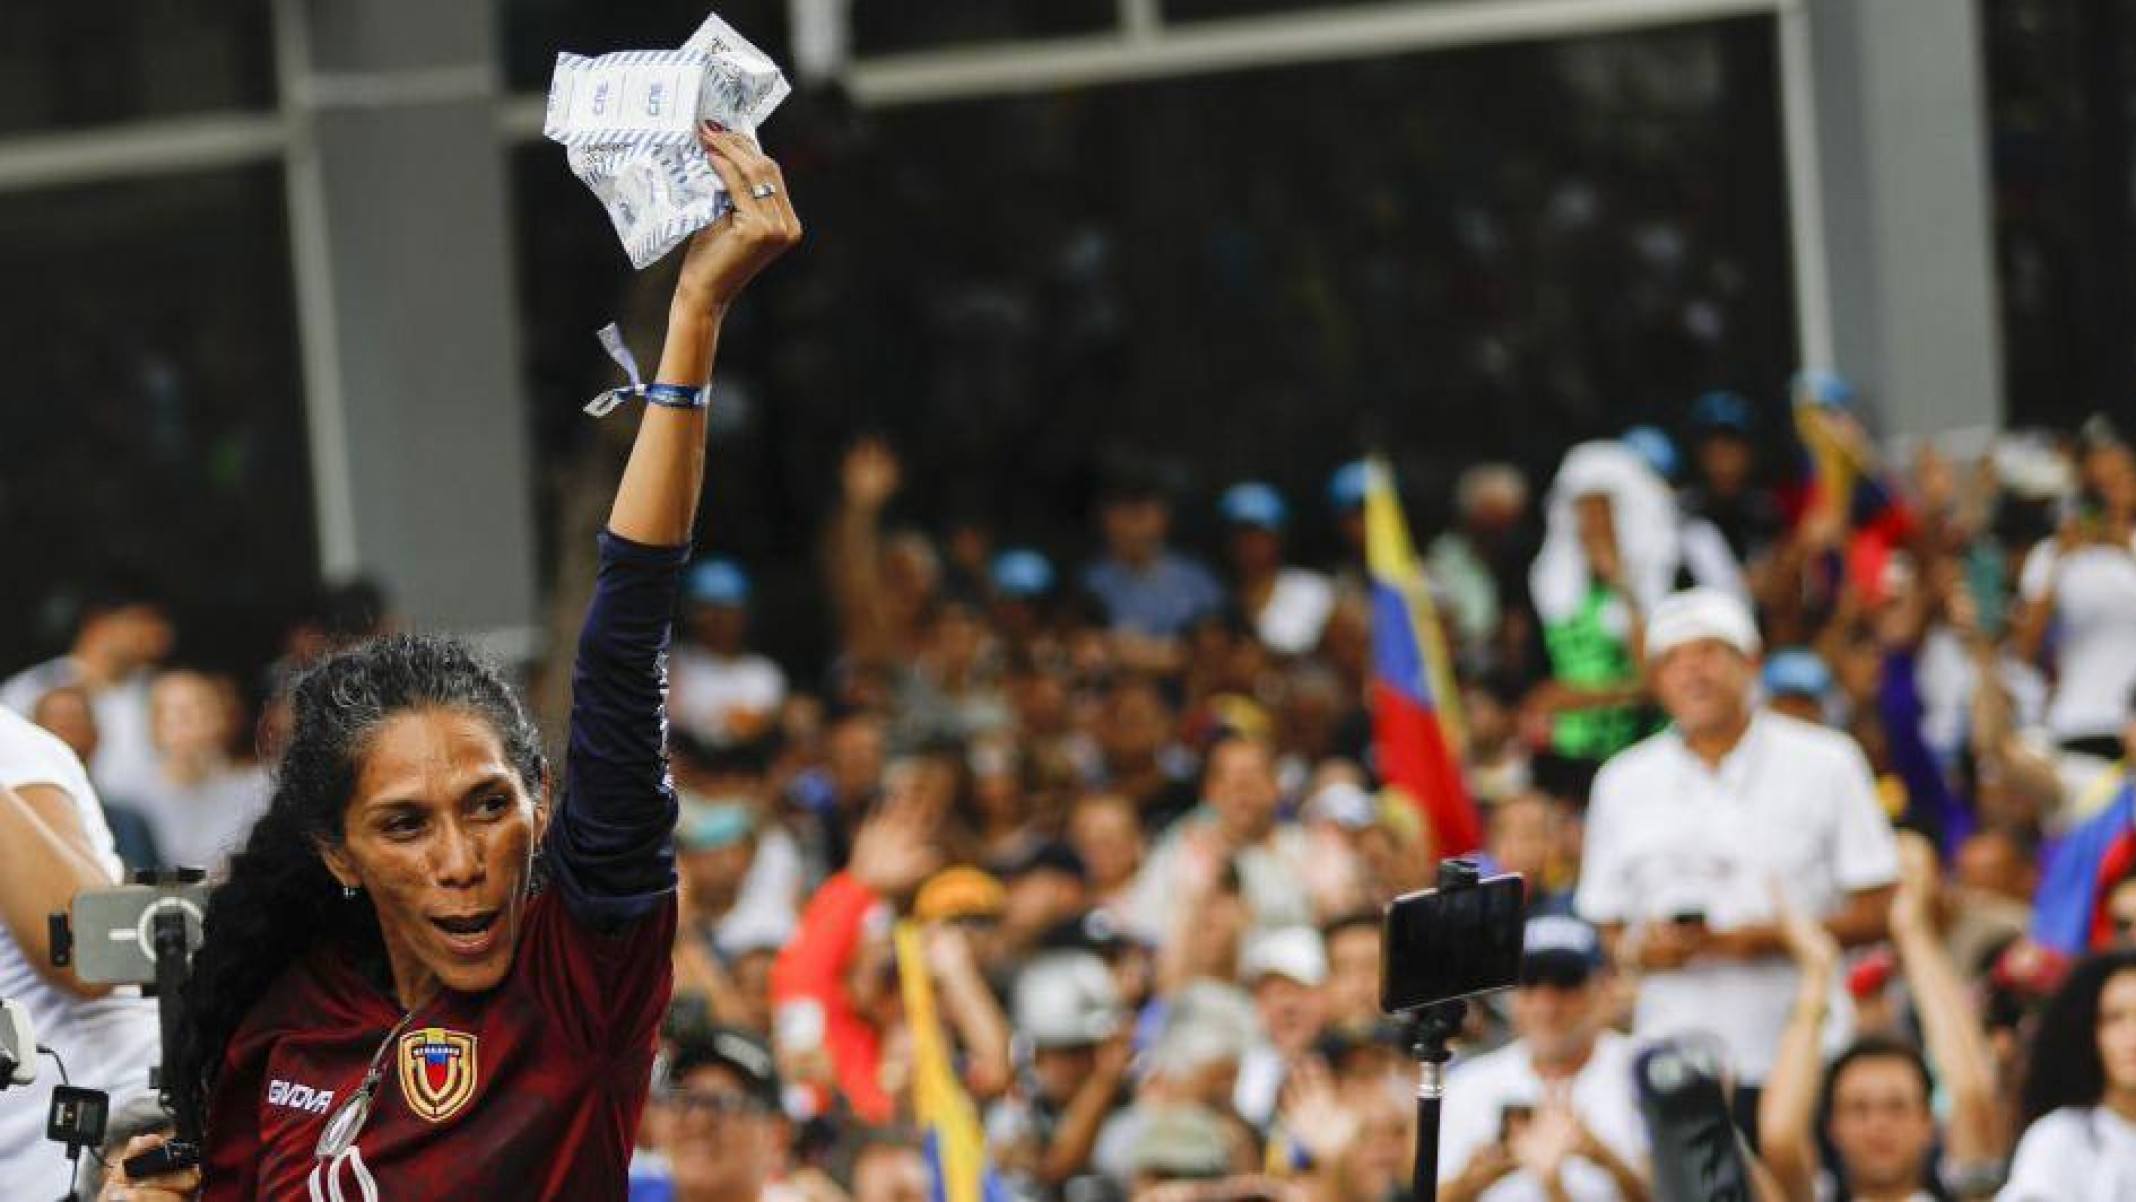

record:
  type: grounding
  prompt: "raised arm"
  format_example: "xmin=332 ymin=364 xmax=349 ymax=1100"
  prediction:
xmin=610 ymin=126 xmax=802 ymax=546
xmin=1757 ymin=892 xmax=1842 ymax=1202
xmin=1888 ymin=833 xmax=2006 ymax=1171
xmin=549 ymin=127 xmax=799 ymax=928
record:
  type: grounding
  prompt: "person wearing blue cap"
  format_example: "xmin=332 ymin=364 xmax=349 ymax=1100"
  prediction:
xmin=1438 ymin=917 xmax=1650 ymax=1201
xmin=1683 ymin=389 xmax=1784 ymax=564
xmin=988 ymin=548 xmax=1057 ymax=649
xmin=1220 ymin=481 xmax=1334 ymax=658
xmin=1080 ymin=471 xmax=1226 ymax=645
xmin=672 ymin=556 xmax=788 ymax=747
xmin=1762 ymin=647 xmax=1834 ymax=725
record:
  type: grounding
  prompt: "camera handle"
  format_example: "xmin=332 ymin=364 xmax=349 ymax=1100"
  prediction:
xmin=1397 ymin=857 xmax=1482 ymax=1202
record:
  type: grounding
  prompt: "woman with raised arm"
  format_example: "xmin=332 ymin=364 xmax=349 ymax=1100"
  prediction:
xmin=100 ymin=125 xmax=799 ymax=1202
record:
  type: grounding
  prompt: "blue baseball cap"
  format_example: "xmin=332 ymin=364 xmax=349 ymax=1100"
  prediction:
xmin=1689 ymin=390 xmax=1755 ymax=435
xmin=1792 ymin=369 xmax=1857 ymax=410
xmin=991 ymin=548 xmax=1055 ymax=599
xmin=1762 ymin=647 xmax=1834 ymax=700
xmin=685 ymin=558 xmax=751 ymax=607
xmin=1622 ymin=426 xmax=1681 ymax=481
xmin=1221 ymin=482 xmax=1288 ymax=531
xmin=1522 ymin=916 xmax=1604 ymax=985
xmin=1327 ymin=460 xmax=1369 ymax=513
xmin=678 ymin=800 xmax=754 ymax=850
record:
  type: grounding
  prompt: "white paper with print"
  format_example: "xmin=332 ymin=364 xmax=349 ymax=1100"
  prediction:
xmin=544 ymin=12 xmax=792 ymax=269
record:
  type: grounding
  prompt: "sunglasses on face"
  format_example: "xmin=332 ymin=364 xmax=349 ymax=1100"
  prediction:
xmin=662 ymin=1088 xmax=770 ymax=1119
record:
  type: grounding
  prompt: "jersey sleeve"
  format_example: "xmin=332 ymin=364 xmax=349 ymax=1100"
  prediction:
xmin=522 ymin=888 xmax=679 ymax=1054
xmin=544 ymin=530 xmax=691 ymax=931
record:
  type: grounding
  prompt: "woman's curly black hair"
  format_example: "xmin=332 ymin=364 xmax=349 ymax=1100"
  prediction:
xmin=170 ymin=634 xmax=546 ymax=1132
xmin=2019 ymin=947 xmax=2136 ymax=1128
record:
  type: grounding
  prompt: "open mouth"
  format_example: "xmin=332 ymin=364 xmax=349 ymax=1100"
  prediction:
xmin=429 ymin=910 xmax=502 ymax=955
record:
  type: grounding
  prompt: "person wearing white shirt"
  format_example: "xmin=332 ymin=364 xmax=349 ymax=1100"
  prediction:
xmin=1575 ymin=588 xmax=1899 ymax=1093
xmin=669 ymin=557 xmax=789 ymax=748
xmin=1439 ymin=917 xmax=1650 ymax=1202
xmin=1998 ymin=949 xmax=2136 ymax=1202
xmin=0 ymin=581 xmax=172 ymax=798
xmin=1220 ymin=482 xmax=1335 ymax=658
xmin=2010 ymin=526 xmax=2136 ymax=753
xmin=0 ymin=708 xmax=159 ymax=1200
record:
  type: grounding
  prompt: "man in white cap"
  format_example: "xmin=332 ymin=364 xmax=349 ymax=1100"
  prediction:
xmin=1574 ymin=587 xmax=1898 ymax=1123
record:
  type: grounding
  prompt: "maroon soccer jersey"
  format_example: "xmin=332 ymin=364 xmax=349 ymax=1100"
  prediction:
xmin=202 ymin=890 xmax=675 ymax=1200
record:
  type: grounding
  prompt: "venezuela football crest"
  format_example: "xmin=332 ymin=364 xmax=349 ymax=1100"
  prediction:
xmin=397 ymin=1027 xmax=478 ymax=1123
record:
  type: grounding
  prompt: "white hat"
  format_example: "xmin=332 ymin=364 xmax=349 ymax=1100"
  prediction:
xmin=1644 ymin=587 xmax=1761 ymax=663
xmin=1239 ymin=926 xmax=1328 ymax=987
xmin=1014 ymin=952 xmax=1123 ymax=1049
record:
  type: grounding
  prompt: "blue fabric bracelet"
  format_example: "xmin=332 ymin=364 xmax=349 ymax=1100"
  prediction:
xmin=644 ymin=383 xmax=706 ymax=410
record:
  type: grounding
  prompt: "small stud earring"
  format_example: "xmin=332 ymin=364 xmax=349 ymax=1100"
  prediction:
xmin=343 ymin=884 xmax=358 ymax=900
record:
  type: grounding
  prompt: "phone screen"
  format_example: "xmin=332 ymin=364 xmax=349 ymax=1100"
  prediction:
xmin=1379 ymin=872 xmax=1526 ymax=1012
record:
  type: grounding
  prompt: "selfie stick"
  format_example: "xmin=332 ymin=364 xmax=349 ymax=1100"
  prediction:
xmin=1404 ymin=858 xmax=1480 ymax=1202
xmin=134 ymin=870 xmax=206 ymax=1176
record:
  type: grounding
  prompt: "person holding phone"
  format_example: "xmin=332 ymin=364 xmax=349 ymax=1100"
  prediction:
xmin=1575 ymin=588 xmax=1898 ymax=1127
xmin=100 ymin=125 xmax=800 ymax=1201
xmin=1436 ymin=918 xmax=1649 ymax=1202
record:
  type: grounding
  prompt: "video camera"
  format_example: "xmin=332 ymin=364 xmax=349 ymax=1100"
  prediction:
xmin=48 ymin=867 xmax=214 ymax=1181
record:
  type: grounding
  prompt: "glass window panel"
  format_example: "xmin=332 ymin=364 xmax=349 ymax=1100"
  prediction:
xmin=500 ymin=0 xmax=792 ymax=92
xmin=0 ymin=166 xmax=313 ymax=680
xmin=513 ymin=19 xmax=1792 ymax=675
xmin=0 ymin=4 xmax=276 ymax=136
xmin=1981 ymin=0 xmax=2136 ymax=427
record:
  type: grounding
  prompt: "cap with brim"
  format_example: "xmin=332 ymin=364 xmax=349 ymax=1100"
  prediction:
xmin=1130 ymin=1106 xmax=1236 ymax=1179
xmin=666 ymin=1025 xmax=782 ymax=1111
xmin=990 ymin=549 xmax=1055 ymax=599
xmin=1690 ymin=390 xmax=1755 ymax=435
xmin=1762 ymin=648 xmax=1833 ymax=700
xmin=1520 ymin=915 xmax=1603 ymax=987
xmin=1644 ymin=587 xmax=1761 ymax=663
xmin=1239 ymin=926 xmax=1328 ymax=987
xmin=1220 ymin=482 xmax=1288 ymax=531
xmin=678 ymin=800 xmax=755 ymax=851
xmin=913 ymin=867 xmax=1006 ymax=923
xmin=685 ymin=558 xmax=751 ymax=607
xmin=1622 ymin=426 xmax=1681 ymax=481
xmin=1327 ymin=461 xmax=1369 ymax=512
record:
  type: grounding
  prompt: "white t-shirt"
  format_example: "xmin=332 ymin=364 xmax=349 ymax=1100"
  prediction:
xmin=668 ymin=646 xmax=788 ymax=746
xmin=1437 ymin=1031 xmax=1649 ymax=1202
xmin=1123 ymin=813 xmax=1315 ymax=945
xmin=1574 ymin=712 xmax=1899 ymax=1082
xmin=0 ymin=658 xmax=160 ymax=800
xmin=0 ymin=708 xmax=160 ymax=1200
xmin=1253 ymin=568 xmax=1335 ymax=657
xmin=2018 ymin=539 xmax=2136 ymax=742
xmin=1998 ymin=1106 xmax=2136 ymax=1202
xmin=129 ymin=763 xmax=271 ymax=876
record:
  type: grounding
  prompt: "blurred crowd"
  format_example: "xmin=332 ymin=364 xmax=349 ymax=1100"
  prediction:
xmin=9 ymin=387 xmax=2136 ymax=1202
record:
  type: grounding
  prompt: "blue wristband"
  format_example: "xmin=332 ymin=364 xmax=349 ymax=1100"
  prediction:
xmin=644 ymin=383 xmax=706 ymax=410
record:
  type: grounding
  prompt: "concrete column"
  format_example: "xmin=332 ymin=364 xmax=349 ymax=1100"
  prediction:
xmin=1800 ymin=0 xmax=2002 ymax=437
xmin=278 ymin=0 xmax=539 ymax=651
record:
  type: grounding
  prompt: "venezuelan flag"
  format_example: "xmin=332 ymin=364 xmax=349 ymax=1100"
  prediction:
xmin=892 ymin=922 xmax=1008 ymax=1202
xmin=1363 ymin=457 xmax=1483 ymax=856
xmin=2033 ymin=772 xmax=2134 ymax=954
xmin=1789 ymin=372 xmax=1913 ymax=600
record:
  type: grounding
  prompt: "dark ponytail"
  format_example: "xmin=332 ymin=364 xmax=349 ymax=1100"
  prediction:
xmin=171 ymin=634 xmax=546 ymax=1133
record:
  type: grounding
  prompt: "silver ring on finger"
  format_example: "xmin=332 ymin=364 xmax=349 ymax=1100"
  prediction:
xmin=748 ymin=181 xmax=778 ymax=200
